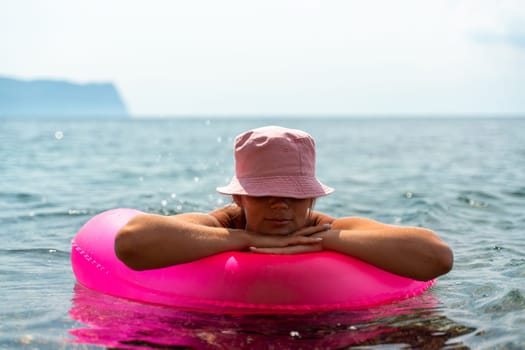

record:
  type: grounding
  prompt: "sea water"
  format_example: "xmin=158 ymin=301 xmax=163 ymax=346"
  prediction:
xmin=1 ymin=117 xmax=524 ymax=349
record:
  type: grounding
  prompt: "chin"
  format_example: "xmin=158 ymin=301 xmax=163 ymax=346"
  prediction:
xmin=249 ymin=222 xmax=296 ymax=235
xmin=262 ymin=227 xmax=294 ymax=236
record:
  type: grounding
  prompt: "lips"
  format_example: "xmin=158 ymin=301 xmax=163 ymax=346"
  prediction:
xmin=265 ymin=218 xmax=291 ymax=223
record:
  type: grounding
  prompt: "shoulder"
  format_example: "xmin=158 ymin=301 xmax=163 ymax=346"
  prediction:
xmin=309 ymin=212 xmax=393 ymax=229
xmin=208 ymin=204 xmax=245 ymax=229
xmin=309 ymin=211 xmax=335 ymax=225
xmin=331 ymin=216 xmax=401 ymax=230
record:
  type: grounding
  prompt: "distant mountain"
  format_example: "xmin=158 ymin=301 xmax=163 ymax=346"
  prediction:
xmin=0 ymin=76 xmax=129 ymax=118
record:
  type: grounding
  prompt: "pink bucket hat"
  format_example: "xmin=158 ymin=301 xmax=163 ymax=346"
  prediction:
xmin=217 ymin=126 xmax=334 ymax=198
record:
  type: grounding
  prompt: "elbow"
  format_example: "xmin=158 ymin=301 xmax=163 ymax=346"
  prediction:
xmin=436 ymin=244 xmax=454 ymax=277
xmin=420 ymin=243 xmax=454 ymax=281
xmin=114 ymin=218 xmax=149 ymax=271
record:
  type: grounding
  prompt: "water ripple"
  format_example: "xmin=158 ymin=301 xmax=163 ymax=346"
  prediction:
xmin=2 ymin=118 xmax=525 ymax=348
xmin=0 ymin=248 xmax=70 ymax=258
xmin=481 ymin=289 xmax=525 ymax=314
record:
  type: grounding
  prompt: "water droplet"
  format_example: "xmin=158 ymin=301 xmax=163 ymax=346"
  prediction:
xmin=289 ymin=331 xmax=300 ymax=338
xmin=469 ymin=199 xmax=488 ymax=208
xmin=19 ymin=334 xmax=33 ymax=345
xmin=161 ymin=200 xmax=168 ymax=207
xmin=54 ymin=131 xmax=64 ymax=140
xmin=171 ymin=193 xmax=177 ymax=199
xmin=193 ymin=177 xmax=200 ymax=183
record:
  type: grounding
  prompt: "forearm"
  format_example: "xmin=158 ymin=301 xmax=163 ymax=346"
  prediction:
xmin=321 ymin=226 xmax=453 ymax=281
xmin=115 ymin=213 xmax=249 ymax=270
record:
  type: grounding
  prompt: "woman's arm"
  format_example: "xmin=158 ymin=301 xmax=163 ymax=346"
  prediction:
xmin=115 ymin=213 xmax=244 ymax=270
xmin=114 ymin=211 xmax=327 ymax=270
xmin=321 ymin=217 xmax=453 ymax=281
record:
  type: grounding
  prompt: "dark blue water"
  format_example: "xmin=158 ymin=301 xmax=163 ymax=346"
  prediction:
xmin=1 ymin=117 xmax=524 ymax=349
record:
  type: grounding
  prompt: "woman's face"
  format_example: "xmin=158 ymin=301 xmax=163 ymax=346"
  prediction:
xmin=234 ymin=195 xmax=313 ymax=235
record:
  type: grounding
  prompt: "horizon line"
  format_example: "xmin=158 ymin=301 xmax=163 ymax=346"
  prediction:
xmin=128 ymin=113 xmax=525 ymax=119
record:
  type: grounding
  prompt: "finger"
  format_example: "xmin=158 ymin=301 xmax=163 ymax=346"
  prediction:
xmin=250 ymin=244 xmax=322 ymax=255
xmin=292 ymin=224 xmax=331 ymax=237
xmin=289 ymin=236 xmax=323 ymax=245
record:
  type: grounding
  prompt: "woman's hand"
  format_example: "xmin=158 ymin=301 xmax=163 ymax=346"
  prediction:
xmin=247 ymin=224 xmax=331 ymax=254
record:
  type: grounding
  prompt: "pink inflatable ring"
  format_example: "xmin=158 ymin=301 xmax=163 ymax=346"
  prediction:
xmin=71 ymin=208 xmax=434 ymax=313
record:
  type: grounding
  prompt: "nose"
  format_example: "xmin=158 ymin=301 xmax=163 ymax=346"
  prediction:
xmin=268 ymin=197 xmax=290 ymax=209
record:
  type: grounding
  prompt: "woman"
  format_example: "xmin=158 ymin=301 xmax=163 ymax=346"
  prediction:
xmin=115 ymin=126 xmax=453 ymax=281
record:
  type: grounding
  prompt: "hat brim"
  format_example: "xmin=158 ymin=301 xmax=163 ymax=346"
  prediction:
xmin=216 ymin=176 xmax=334 ymax=199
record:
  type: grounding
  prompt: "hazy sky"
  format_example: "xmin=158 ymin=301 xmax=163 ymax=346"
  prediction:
xmin=1 ymin=0 xmax=524 ymax=116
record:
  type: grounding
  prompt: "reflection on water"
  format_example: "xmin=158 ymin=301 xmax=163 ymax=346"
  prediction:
xmin=69 ymin=284 xmax=474 ymax=349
